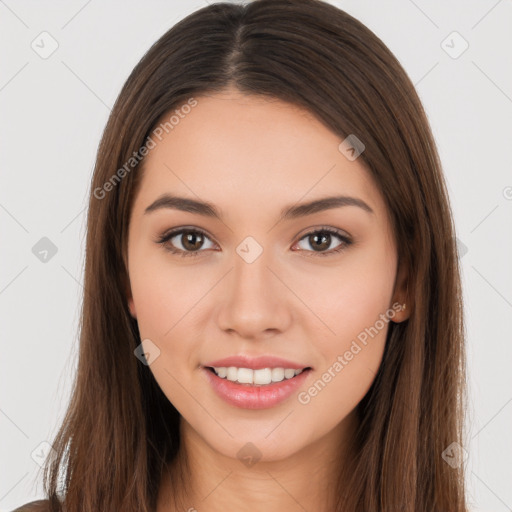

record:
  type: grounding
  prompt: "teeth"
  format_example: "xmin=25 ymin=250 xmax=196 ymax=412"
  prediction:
xmin=238 ymin=367 xmax=255 ymax=384
xmin=271 ymin=367 xmax=284 ymax=382
xmin=216 ymin=367 xmax=227 ymax=378
xmin=226 ymin=366 xmax=238 ymax=381
xmin=211 ymin=366 xmax=306 ymax=385
xmin=284 ymin=369 xmax=295 ymax=379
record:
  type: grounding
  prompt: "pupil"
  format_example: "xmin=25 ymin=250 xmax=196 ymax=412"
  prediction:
xmin=183 ymin=231 xmax=203 ymax=251
xmin=311 ymin=232 xmax=330 ymax=251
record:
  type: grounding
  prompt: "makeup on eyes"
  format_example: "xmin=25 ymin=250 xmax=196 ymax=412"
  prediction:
xmin=154 ymin=224 xmax=354 ymax=259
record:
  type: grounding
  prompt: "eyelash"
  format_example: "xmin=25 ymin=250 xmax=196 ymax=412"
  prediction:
xmin=156 ymin=226 xmax=353 ymax=259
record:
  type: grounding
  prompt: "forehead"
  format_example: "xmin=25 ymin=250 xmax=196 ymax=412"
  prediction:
xmin=133 ymin=91 xmax=387 ymax=221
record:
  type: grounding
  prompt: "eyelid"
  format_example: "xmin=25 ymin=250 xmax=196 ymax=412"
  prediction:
xmin=155 ymin=226 xmax=217 ymax=254
xmin=156 ymin=225 xmax=353 ymax=257
xmin=294 ymin=224 xmax=351 ymax=242
xmin=292 ymin=225 xmax=352 ymax=257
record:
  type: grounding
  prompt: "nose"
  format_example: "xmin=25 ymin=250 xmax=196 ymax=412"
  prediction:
xmin=215 ymin=248 xmax=292 ymax=340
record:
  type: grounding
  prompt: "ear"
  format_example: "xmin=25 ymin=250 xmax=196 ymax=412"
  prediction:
xmin=122 ymin=246 xmax=137 ymax=319
xmin=390 ymin=261 xmax=411 ymax=323
xmin=124 ymin=276 xmax=137 ymax=319
xmin=127 ymin=292 xmax=137 ymax=319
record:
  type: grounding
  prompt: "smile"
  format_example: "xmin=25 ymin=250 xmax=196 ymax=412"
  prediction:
xmin=202 ymin=366 xmax=313 ymax=409
xmin=207 ymin=366 xmax=308 ymax=385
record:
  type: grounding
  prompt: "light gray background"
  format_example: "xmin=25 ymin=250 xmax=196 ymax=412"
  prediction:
xmin=1 ymin=1 xmax=511 ymax=510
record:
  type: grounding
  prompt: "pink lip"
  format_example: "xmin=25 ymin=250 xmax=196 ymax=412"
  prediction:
xmin=203 ymin=355 xmax=311 ymax=370
xmin=203 ymin=366 xmax=312 ymax=409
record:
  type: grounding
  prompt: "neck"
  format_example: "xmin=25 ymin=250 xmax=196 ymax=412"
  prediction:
xmin=157 ymin=410 xmax=359 ymax=512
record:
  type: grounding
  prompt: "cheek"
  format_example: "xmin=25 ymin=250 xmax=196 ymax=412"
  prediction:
xmin=298 ymin=239 xmax=396 ymax=341
xmin=128 ymin=257 xmax=204 ymax=410
xmin=129 ymin=247 xmax=206 ymax=337
xmin=295 ymin=241 xmax=395 ymax=407
xmin=127 ymin=253 xmax=209 ymax=399
xmin=296 ymin=279 xmax=392 ymax=428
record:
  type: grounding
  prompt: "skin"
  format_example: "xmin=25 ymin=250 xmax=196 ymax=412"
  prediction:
xmin=126 ymin=87 xmax=409 ymax=512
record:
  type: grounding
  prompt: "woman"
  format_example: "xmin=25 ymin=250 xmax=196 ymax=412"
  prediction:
xmin=14 ymin=0 xmax=468 ymax=510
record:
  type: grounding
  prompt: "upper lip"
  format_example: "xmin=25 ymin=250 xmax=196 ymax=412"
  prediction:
xmin=203 ymin=355 xmax=312 ymax=370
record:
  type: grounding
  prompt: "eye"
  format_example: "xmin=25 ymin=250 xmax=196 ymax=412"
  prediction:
xmin=156 ymin=227 xmax=216 ymax=257
xmin=156 ymin=226 xmax=352 ymax=258
xmin=293 ymin=226 xmax=352 ymax=257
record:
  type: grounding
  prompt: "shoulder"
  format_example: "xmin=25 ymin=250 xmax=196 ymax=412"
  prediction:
xmin=10 ymin=500 xmax=52 ymax=512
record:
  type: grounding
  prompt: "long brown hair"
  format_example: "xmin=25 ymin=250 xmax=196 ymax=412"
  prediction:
xmin=36 ymin=0 xmax=467 ymax=510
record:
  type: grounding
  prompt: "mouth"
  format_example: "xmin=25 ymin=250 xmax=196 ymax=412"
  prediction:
xmin=202 ymin=364 xmax=313 ymax=409
xmin=204 ymin=365 xmax=313 ymax=386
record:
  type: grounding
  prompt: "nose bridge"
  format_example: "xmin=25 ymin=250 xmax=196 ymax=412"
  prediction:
xmin=229 ymin=233 xmax=276 ymax=292
xmin=216 ymin=238 xmax=290 ymax=337
xmin=233 ymin=245 xmax=270 ymax=295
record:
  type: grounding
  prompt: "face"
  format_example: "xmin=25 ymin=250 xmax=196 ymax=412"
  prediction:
xmin=126 ymin=88 xmax=407 ymax=463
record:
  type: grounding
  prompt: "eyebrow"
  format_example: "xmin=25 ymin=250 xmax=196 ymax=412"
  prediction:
xmin=144 ymin=193 xmax=374 ymax=221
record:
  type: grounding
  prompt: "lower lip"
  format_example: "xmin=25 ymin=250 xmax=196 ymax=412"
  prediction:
xmin=203 ymin=367 xmax=312 ymax=409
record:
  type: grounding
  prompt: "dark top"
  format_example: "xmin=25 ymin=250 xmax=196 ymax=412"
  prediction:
xmin=11 ymin=500 xmax=51 ymax=512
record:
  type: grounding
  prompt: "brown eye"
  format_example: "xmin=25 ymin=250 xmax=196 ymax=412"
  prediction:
xmin=157 ymin=228 xmax=215 ymax=257
xmin=307 ymin=232 xmax=331 ymax=251
xmin=180 ymin=231 xmax=205 ymax=251
xmin=294 ymin=227 xmax=352 ymax=257
xmin=156 ymin=226 xmax=352 ymax=259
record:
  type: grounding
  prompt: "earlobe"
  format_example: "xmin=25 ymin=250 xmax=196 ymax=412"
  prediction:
xmin=390 ymin=301 xmax=409 ymax=324
xmin=125 ymin=281 xmax=137 ymax=319
xmin=128 ymin=297 xmax=137 ymax=319
xmin=396 ymin=301 xmax=409 ymax=323
xmin=391 ymin=264 xmax=411 ymax=323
